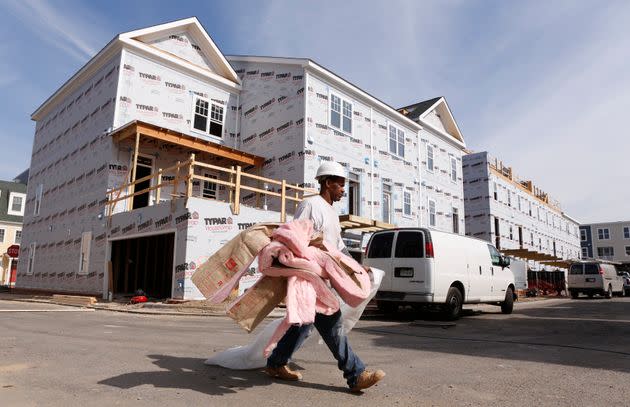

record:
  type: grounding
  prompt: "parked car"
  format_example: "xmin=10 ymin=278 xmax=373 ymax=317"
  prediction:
xmin=363 ymin=228 xmax=515 ymax=320
xmin=568 ymin=261 xmax=625 ymax=299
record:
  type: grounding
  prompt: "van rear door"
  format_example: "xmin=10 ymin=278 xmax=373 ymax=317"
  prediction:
xmin=391 ymin=231 xmax=431 ymax=295
xmin=365 ymin=231 xmax=395 ymax=291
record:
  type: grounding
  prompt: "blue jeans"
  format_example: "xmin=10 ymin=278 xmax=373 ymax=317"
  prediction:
xmin=266 ymin=310 xmax=365 ymax=387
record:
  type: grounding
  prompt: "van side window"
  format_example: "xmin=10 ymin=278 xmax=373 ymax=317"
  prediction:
xmin=367 ymin=232 xmax=394 ymax=258
xmin=584 ymin=264 xmax=599 ymax=275
xmin=395 ymin=231 xmax=424 ymax=258
xmin=487 ymin=245 xmax=501 ymax=266
xmin=569 ymin=264 xmax=583 ymax=275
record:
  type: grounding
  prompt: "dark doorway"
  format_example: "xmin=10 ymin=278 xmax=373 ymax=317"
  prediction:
xmin=132 ymin=156 xmax=153 ymax=210
xmin=518 ymin=226 xmax=523 ymax=248
xmin=494 ymin=217 xmax=501 ymax=249
xmin=111 ymin=233 xmax=174 ymax=299
xmin=348 ymin=173 xmax=360 ymax=216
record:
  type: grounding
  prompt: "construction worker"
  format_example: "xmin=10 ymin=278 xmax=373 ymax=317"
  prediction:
xmin=265 ymin=161 xmax=386 ymax=392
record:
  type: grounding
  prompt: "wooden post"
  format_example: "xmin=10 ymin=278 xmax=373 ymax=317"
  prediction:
xmin=171 ymin=160 xmax=181 ymax=213
xmin=233 ymin=166 xmax=242 ymax=215
xmin=294 ymin=190 xmax=299 ymax=212
xmin=228 ymin=165 xmax=235 ymax=204
xmin=155 ymin=168 xmax=163 ymax=203
xmin=280 ymin=179 xmax=287 ymax=222
xmin=255 ymin=167 xmax=262 ymax=209
xmin=186 ymin=153 xmax=195 ymax=199
xmin=128 ymin=132 xmax=140 ymax=209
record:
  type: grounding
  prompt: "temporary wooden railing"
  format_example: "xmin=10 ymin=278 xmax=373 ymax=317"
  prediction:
xmin=106 ymin=153 xmax=317 ymax=222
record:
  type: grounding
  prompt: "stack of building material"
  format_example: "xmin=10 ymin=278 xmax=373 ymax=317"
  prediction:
xmin=51 ymin=295 xmax=97 ymax=307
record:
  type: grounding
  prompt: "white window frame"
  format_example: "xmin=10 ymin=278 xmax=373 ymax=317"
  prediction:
xmin=78 ymin=231 xmax=92 ymax=275
xmin=580 ymin=229 xmax=587 ymax=242
xmin=426 ymin=144 xmax=434 ymax=172
xmin=14 ymin=229 xmax=21 ymax=244
xmin=329 ymin=92 xmax=353 ymax=135
xmin=403 ymin=190 xmax=412 ymax=217
xmin=0 ymin=228 xmax=5 ymax=243
xmin=624 ymin=226 xmax=630 ymax=239
xmin=388 ymin=124 xmax=405 ymax=158
xmin=452 ymin=207 xmax=459 ymax=234
xmin=428 ymin=199 xmax=436 ymax=227
xmin=382 ymin=183 xmax=392 ymax=223
xmin=493 ymin=182 xmax=498 ymax=200
xmin=34 ymin=184 xmax=43 ymax=216
xmin=8 ymin=192 xmax=26 ymax=216
xmin=597 ymin=228 xmax=610 ymax=240
xmin=581 ymin=247 xmax=589 ymax=259
xmin=450 ymin=156 xmax=457 ymax=183
xmin=27 ymin=242 xmax=36 ymax=275
xmin=191 ymin=95 xmax=225 ymax=139
xmin=202 ymin=172 xmax=218 ymax=199
xmin=597 ymin=246 xmax=614 ymax=258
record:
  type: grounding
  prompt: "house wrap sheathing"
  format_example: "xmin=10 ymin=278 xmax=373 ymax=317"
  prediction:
xmin=17 ymin=18 xmax=468 ymax=300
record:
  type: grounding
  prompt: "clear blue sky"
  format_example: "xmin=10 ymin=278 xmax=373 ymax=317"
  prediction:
xmin=1 ymin=0 xmax=628 ymax=223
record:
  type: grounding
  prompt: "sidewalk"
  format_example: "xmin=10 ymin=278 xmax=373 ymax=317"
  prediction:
xmin=0 ymin=291 xmax=287 ymax=317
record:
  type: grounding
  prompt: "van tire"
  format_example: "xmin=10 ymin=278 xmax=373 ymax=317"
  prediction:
xmin=377 ymin=301 xmax=399 ymax=314
xmin=500 ymin=288 xmax=514 ymax=314
xmin=605 ymin=285 xmax=613 ymax=299
xmin=443 ymin=287 xmax=463 ymax=320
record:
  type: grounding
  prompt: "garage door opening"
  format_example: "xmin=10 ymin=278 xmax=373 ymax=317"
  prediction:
xmin=111 ymin=233 xmax=174 ymax=300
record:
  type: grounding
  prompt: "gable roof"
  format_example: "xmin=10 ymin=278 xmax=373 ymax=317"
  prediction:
xmin=32 ymin=17 xmax=239 ymax=121
xmin=399 ymin=96 xmax=465 ymax=145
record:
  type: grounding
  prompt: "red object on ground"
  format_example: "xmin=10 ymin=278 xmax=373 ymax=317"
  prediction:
xmin=130 ymin=295 xmax=148 ymax=304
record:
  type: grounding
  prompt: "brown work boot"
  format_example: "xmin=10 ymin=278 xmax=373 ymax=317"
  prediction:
xmin=350 ymin=369 xmax=386 ymax=392
xmin=264 ymin=365 xmax=302 ymax=381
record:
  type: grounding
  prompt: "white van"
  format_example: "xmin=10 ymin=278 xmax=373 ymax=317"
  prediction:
xmin=363 ymin=228 xmax=516 ymax=320
xmin=568 ymin=261 xmax=625 ymax=299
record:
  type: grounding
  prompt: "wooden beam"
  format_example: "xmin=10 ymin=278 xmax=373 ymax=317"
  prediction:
xmin=233 ymin=166 xmax=242 ymax=215
xmin=128 ymin=132 xmax=140 ymax=210
xmin=280 ymin=179 xmax=286 ymax=223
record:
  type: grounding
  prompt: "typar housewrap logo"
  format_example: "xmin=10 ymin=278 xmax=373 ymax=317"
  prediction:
xmin=204 ymin=217 xmax=233 ymax=232
xmin=175 ymin=211 xmax=199 ymax=229
xmin=139 ymin=71 xmax=161 ymax=84
xmin=136 ymin=104 xmax=159 ymax=117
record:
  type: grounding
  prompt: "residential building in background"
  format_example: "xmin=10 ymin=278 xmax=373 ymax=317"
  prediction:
xmin=16 ymin=18 xmax=468 ymax=299
xmin=463 ymin=151 xmax=580 ymax=269
xmin=580 ymin=221 xmax=630 ymax=268
xmin=0 ymin=179 xmax=27 ymax=286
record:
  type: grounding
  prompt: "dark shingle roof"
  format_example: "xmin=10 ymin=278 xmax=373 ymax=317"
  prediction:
xmin=0 ymin=180 xmax=27 ymax=223
xmin=398 ymin=97 xmax=442 ymax=121
xmin=13 ymin=169 xmax=29 ymax=184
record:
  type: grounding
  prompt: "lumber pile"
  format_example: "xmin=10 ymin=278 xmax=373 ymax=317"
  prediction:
xmin=52 ymin=295 xmax=97 ymax=307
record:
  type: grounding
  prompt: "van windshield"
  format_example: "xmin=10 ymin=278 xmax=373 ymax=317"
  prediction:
xmin=367 ymin=232 xmax=394 ymax=258
xmin=584 ymin=264 xmax=600 ymax=275
xmin=569 ymin=264 xmax=583 ymax=275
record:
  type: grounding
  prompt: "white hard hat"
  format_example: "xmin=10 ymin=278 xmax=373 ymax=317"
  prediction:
xmin=315 ymin=161 xmax=346 ymax=180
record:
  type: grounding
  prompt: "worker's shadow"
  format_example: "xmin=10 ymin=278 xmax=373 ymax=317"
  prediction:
xmin=98 ymin=354 xmax=350 ymax=396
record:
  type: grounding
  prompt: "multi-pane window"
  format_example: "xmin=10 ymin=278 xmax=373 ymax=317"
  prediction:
xmin=625 ymin=246 xmax=630 ymax=256
xmin=452 ymin=207 xmax=459 ymax=234
xmin=624 ymin=226 xmax=630 ymax=239
xmin=581 ymin=247 xmax=588 ymax=258
xmin=11 ymin=196 xmax=22 ymax=212
xmin=426 ymin=145 xmax=434 ymax=171
xmin=202 ymin=173 xmax=218 ymax=199
xmin=580 ymin=229 xmax=587 ymax=241
xmin=0 ymin=228 xmax=4 ymax=243
xmin=389 ymin=125 xmax=405 ymax=157
xmin=14 ymin=230 xmax=21 ymax=244
xmin=597 ymin=246 xmax=614 ymax=258
xmin=493 ymin=182 xmax=498 ymax=200
xmin=450 ymin=156 xmax=457 ymax=182
xmin=8 ymin=192 xmax=25 ymax=216
xmin=330 ymin=94 xmax=352 ymax=134
xmin=428 ymin=199 xmax=436 ymax=227
xmin=193 ymin=97 xmax=224 ymax=138
xmin=597 ymin=228 xmax=610 ymax=240
xmin=403 ymin=191 xmax=412 ymax=217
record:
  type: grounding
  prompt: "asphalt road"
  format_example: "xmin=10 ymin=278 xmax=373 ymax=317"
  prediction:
xmin=1 ymin=297 xmax=629 ymax=406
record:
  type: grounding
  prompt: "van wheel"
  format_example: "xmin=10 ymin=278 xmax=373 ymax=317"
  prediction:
xmin=570 ymin=290 xmax=579 ymax=299
xmin=500 ymin=288 xmax=514 ymax=314
xmin=605 ymin=285 xmax=613 ymax=299
xmin=377 ymin=301 xmax=399 ymax=314
xmin=443 ymin=287 xmax=463 ymax=321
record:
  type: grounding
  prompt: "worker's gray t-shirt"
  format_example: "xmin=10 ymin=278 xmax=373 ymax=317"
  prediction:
xmin=294 ymin=195 xmax=346 ymax=252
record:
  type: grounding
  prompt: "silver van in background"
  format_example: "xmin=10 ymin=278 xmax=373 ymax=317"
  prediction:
xmin=568 ymin=261 xmax=625 ymax=299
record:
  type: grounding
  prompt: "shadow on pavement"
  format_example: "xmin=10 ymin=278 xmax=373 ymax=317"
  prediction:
xmin=355 ymin=301 xmax=630 ymax=373
xmin=98 ymin=354 xmax=349 ymax=395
